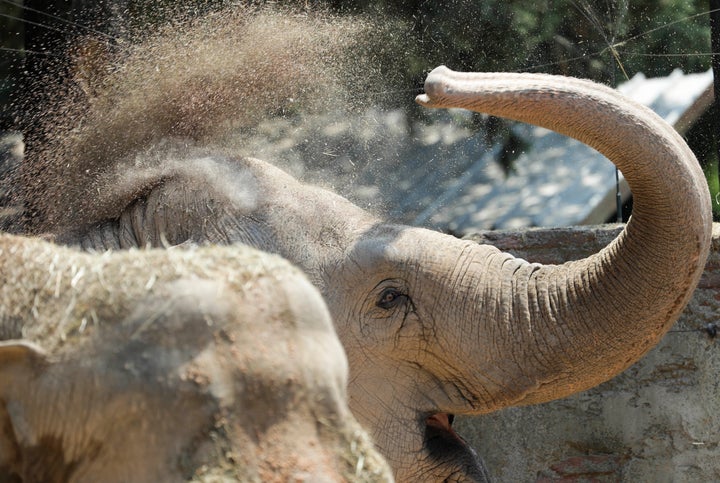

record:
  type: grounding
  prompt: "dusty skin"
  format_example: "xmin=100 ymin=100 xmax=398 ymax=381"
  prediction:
xmin=0 ymin=234 xmax=393 ymax=482
xmin=5 ymin=6 xmax=714 ymax=482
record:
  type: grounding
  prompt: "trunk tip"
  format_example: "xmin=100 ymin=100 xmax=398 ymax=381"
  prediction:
xmin=417 ymin=65 xmax=454 ymax=107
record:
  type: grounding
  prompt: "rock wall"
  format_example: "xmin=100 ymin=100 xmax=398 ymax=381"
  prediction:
xmin=458 ymin=223 xmax=720 ymax=483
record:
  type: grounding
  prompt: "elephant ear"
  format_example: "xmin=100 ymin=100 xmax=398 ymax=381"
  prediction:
xmin=0 ymin=341 xmax=48 ymax=472
xmin=0 ymin=340 xmax=48 ymax=388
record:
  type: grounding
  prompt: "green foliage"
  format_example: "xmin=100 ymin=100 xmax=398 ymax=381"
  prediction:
xmin=324 ymin=0 xmax=711 ymax=85
xmin=0 ymin=1 xmax=712 ymax=102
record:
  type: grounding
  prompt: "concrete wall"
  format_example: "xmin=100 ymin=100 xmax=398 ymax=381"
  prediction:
xmin=458 ymin=223 xmax=720 ymax=483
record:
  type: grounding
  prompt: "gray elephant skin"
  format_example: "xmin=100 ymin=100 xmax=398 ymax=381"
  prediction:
xmin=0 ymin=233 xmax=392 ymax=482
xmin=4 ymin=9 xmax=713 ymax=482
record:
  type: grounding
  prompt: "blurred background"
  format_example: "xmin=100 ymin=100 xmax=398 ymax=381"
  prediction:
xmin=0 ymin=0 xmax=717 ymax=226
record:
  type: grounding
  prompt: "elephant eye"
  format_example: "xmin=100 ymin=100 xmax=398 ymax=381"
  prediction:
xmin=376 ymin=288 xmax=407 ymax=310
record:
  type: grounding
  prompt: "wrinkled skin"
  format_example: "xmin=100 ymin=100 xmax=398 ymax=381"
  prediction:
xmin=12 ymin=56 xmax=714 ymax=481
xmin=0 ymin=234 xmax=393 ymax=482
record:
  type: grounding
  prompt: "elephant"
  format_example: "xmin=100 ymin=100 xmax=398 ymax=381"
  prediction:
xmin=0 ymin=233 xmax=393 ymax=482
xmin=7 ymin=64 xmax=711 ymax=480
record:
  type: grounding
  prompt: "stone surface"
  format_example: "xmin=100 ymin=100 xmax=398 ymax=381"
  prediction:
xmin=458 ymin=223 xmax=720 ymax=482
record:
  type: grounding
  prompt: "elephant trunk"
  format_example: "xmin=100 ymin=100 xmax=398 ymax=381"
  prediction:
xmin=417 ymin=66 xmax=712 ymax=408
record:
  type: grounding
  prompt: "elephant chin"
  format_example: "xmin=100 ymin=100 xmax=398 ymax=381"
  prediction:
xmin=423 ymin=413 xmax=490 ymax=481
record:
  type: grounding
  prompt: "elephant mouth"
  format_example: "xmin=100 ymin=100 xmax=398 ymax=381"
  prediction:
xmin=426 ymin=413 xmax=459 ymax=439
xmin=424 ymin=413 xmax=489 ymax=480
xmin=425 ymin=412 xmax=469 ymax=452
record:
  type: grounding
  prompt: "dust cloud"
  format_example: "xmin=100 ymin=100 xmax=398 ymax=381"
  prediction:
xmin=13 ymin=4 xmax=413 ymax=233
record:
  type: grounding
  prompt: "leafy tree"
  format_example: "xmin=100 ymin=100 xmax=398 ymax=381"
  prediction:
xmin=325 ymin=0 xmax=710 ymax=84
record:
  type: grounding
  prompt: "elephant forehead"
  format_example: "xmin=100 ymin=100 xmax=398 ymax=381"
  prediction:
xmin=179 ymin=273 xmax=348 ymax=404
xmin=348 ymin=226 xmax=474 ymax=273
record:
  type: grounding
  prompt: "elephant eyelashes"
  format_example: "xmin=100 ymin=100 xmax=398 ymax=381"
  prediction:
xmin=376 ymin=288 xmax=408 ymax=310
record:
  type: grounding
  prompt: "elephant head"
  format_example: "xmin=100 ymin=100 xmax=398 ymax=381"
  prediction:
xmin=0 ymin=235 xmax=393 ymax=482
xmin=320 ymin=67 xmax=712 ymax=480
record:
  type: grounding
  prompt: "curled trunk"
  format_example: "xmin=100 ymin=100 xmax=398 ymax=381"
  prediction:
xmin=417 ymin=66 xmax=712 ymax=406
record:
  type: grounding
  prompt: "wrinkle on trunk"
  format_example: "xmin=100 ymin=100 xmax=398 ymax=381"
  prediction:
xmin=418 ymin=66 xmax=713 ymax=405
